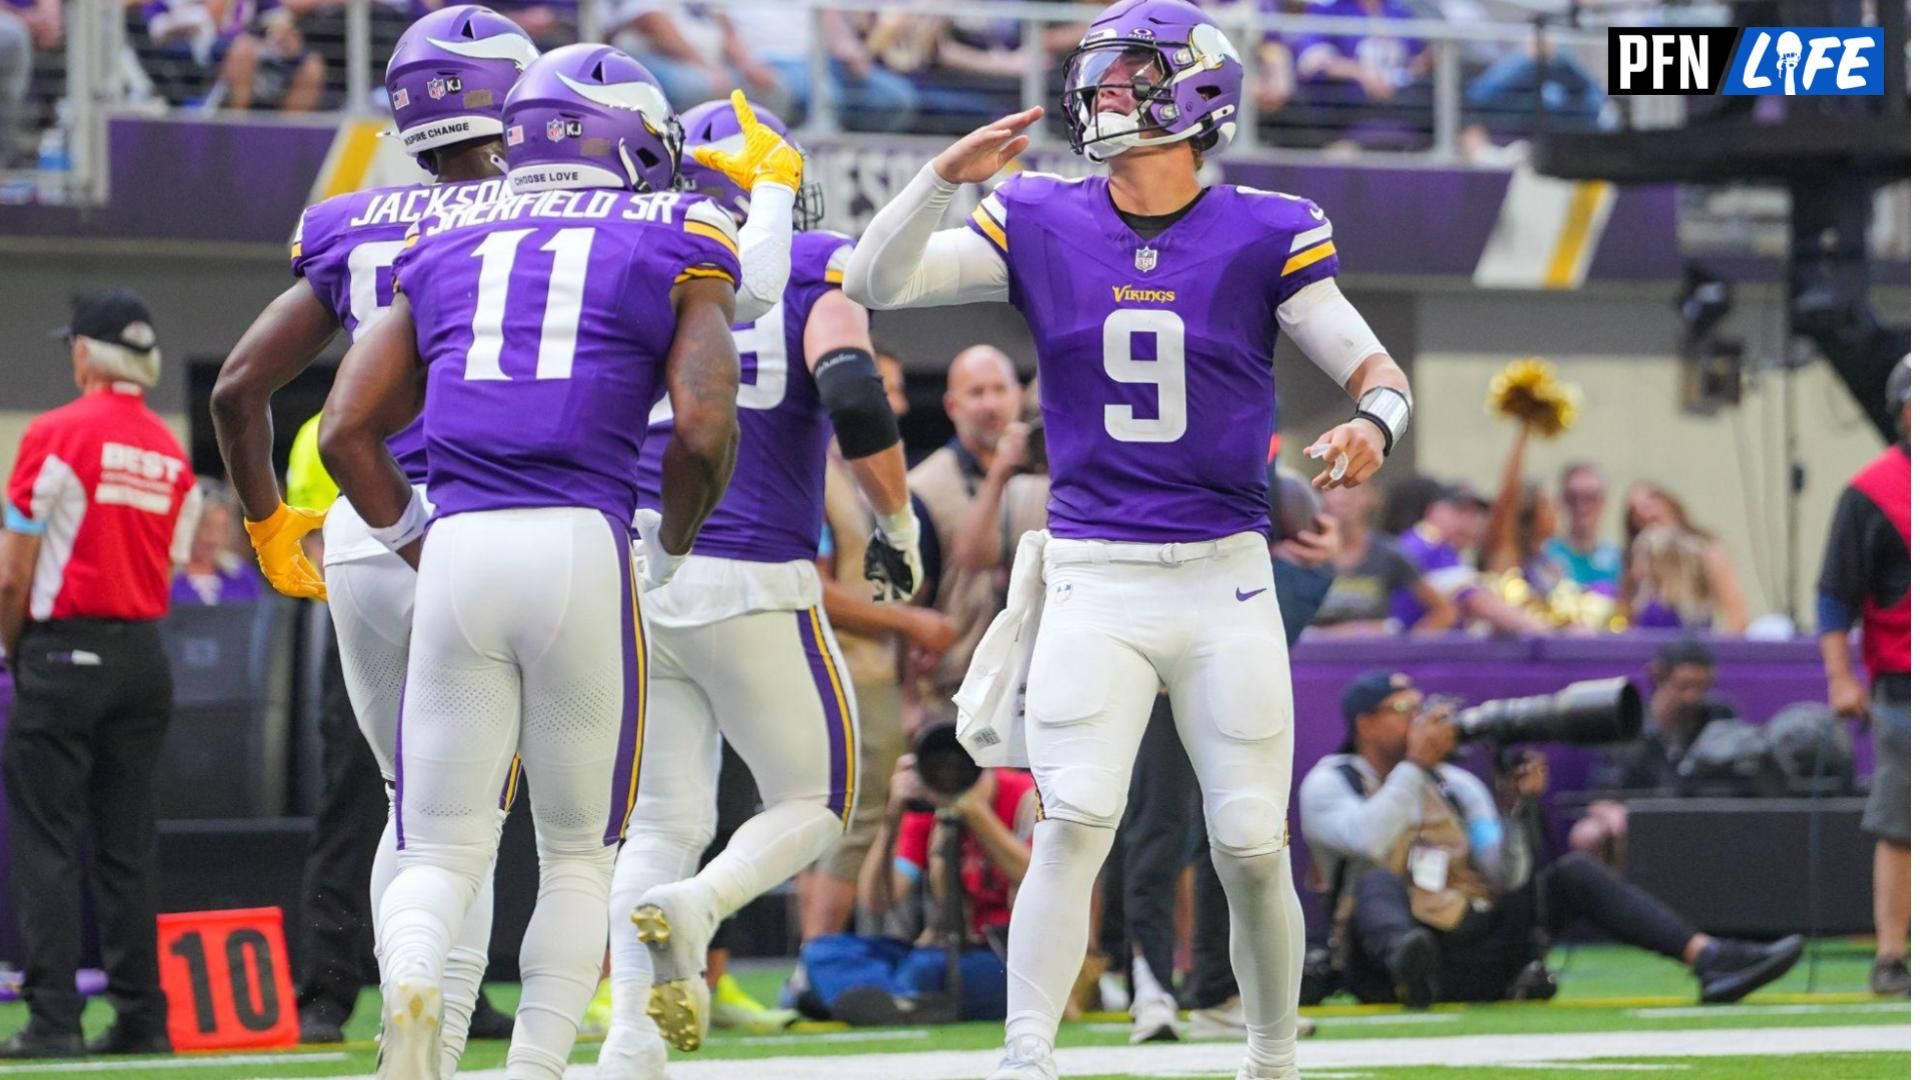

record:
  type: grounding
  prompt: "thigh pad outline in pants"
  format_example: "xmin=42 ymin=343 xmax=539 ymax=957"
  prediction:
xmin=399 ymin=509 xmax=642 ymax=860
xmin=1022 ymin=569 xmax=1163 ymax=831
xmin=325 ymin=549 xmax=417 ymax=780
xmin=689 ymin=607 xmax=860 ymax=823
xmin=1166 ymin=563 xmax=1297 ymax=860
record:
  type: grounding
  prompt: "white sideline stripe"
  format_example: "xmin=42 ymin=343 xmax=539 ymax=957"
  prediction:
xmin=0 ymin=1051 xmax=348 ymax=1074
xmin=1627 ymin=1002 xmax=1910 ymax=1020
xmin=411 ymin=1023 xmax=1909 ymax=1080
xmin=738 ymin=1029 xmax=930 ymax=1046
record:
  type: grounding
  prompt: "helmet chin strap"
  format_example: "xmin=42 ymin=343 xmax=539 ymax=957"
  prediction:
xmin=487 ymin=151 xmax=508 ymax=174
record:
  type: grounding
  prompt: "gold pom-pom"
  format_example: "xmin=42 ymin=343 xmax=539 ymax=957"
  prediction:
xmin=1488 ymin=358 xmax=1579 ymax=438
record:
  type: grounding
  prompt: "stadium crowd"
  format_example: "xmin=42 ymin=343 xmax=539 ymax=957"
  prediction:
xmin=1 ymin=0 xmax=1616 ymax=168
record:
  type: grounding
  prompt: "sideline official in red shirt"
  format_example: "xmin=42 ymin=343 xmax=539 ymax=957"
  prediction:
xmin=0 ymin=290 xmax=200 ymax=1060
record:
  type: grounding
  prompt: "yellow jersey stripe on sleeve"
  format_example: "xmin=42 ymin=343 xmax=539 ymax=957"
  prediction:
xmin=1281 ymin=241 xmax=1336 ymax=278
xmin=824 ymin=269 xmax=845 ymax=285
xmin=675 ymin=266 xmax=738 ymax=285
xmin=970 ymin=205 xmax=1008 ymax=252
xmin=683 ymin=220 xmax=740 ymax=258
xmin=289 ymin=242 xmax=303 ymax=261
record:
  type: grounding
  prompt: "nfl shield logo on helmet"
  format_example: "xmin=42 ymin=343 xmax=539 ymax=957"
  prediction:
xmin=427 ymin=77 xmax=447 ymax=100
xmin=547 ymin=117 xmax=567 ymax=142
xmin=1135 ymin=246 xmax=1158 ymax=272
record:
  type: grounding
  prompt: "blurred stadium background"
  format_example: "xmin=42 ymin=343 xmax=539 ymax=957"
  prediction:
xmin=0 ymin=0 xmax=1908 ymax=1076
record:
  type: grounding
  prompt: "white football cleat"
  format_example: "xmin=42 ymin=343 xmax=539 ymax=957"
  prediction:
xmin=1187 ymin=995 xmax=1246 ymax=1039
xmin=595 ymin=1021 xmax=671 ymax=1080
xmin=377 ymin=976 xmax=443 ymax=1080
xmin=1129 ymin=989 xmax=1181 ymax=1044
xmin=633 ymin=879 xmax=719 ymax=1052
xmin=1236 ymin=1059 xmax=1301 ymax=1080
xmin=985 ymin=1034 xmax=1058 ymax=1080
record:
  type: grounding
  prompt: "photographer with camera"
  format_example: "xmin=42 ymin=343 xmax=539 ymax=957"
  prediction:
xmin=794 ymin=723 xmax=1038 ymax=1025
xmin=1299 ymin=671 xmax=1804 ymax=1008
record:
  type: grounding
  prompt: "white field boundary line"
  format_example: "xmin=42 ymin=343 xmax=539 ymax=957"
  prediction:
xmin=0 ymin=1051 xmax=349 ymax=1074
xmin=422 ymin=1023 xmax=1910 ymax=1080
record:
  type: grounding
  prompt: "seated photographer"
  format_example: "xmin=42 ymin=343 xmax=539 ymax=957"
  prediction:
xmin=795 ymin=723 xmax=1037 ymax=1025
xmin=1572 ymin=639 xmax=1739 ymax=868
xmin=1299 ymin=671 xmax=1804 ymax=1008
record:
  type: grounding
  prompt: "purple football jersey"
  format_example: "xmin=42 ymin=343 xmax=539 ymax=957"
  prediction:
xmin=966 ymin=174 xmax=1339 ymax=543
xmin=633 ymin=230 xmax=853 ymax=563
xmin=395 ymin=188 xmax=742 ymax=524
xmin=1391 ymin=524 xmax=1472 ymax=626
xmin=292 ymin=176 xmax=509 ymax=483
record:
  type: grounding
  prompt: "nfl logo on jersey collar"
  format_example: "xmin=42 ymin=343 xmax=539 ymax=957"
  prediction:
xmin=1135 ymin=246 xmax=1158 ymax=272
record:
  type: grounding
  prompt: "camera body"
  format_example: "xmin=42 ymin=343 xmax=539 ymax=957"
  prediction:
xmin=905 ymin=722 xmax=985 ymax=813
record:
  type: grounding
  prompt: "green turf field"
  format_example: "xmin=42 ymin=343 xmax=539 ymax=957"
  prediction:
xmin=0 ymin=941 xmax=1903 ymax=1077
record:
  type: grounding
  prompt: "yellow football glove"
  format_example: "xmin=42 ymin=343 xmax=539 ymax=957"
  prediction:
xmin=690 ymin=90 xmax=804 ymax=193
xmin=244 ymin=502 xmax=330 ymax=601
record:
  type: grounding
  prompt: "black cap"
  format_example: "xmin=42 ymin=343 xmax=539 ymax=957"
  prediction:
xmin=1342 ymin=670 xmax=1414 ymax=724
xmin=57 ymin=289 xmax=158 ymax=353
xmin=1339 ymin=670 xmax=1414 ymax=753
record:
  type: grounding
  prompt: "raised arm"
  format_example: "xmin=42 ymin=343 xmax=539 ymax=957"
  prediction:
xmin=840 ymin=108 xmax=1041 ymax=310
xmin=212 ymin=278 xmax=342 ymax=598
xmin=316 ymin=295 xmax=427 ymax=567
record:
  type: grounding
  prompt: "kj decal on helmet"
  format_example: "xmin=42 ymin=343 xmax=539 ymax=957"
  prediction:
xmin=385 ymin=5 xmax=539 ymax=166
xmin=502 ymin=44 xmax=684 ymax=194
xmin=678 ymin=96 xmax=824 ymax=230
xmin=1060 ymin=0 xmax=1243 ymax=163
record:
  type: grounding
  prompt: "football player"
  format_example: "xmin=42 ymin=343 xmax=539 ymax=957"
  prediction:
xmin=842 ymin=2 xmax=1413 ymax=1078
xmin=597 ymin=95 xmax=921 ymax=1076
xmin=317 ymin=45 xmax=780 ymax=1080
xmin=210 ymin=8 xmax=536 ymax=1068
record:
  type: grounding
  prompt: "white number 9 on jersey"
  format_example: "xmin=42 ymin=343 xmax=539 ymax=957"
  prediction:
xmin=1102 ymin=308 xmax=1187 ymax=443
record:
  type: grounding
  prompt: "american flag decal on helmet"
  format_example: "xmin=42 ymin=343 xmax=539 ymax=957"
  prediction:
xmin=392 ymin=88 xmax=410 ymax=109
xmin=506 ymin=124 xmax=524 ymax=146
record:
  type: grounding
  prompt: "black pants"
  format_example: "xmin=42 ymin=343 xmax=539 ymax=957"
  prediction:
xmin=1345 ymin=852 xmax=1697 ymax=1003
xmin=3 ymin=619 xmax=172 ymax=1034
xmin=293 ymin=637 xmax=387 ymax=1024
xmin=1109 ymin=696 xmax=1238 ymax=1007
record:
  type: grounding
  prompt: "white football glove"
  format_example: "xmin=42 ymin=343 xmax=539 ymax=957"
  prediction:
xmin=633 ymin=508 xmax=687 ymax=592
xmin=865 ymin=505 xmax=925 ymax=602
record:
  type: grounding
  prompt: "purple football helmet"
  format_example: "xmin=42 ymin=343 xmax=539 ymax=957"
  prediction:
xmin=385 ymin=5 xmax=538 ymax=165
xmin=1060 ymin=0 xmax=1243 ymax=162
xmin=502 ymin=44 xmax=683 ymax=194
xmin=678 ymin=97 xmax=823 ymax=229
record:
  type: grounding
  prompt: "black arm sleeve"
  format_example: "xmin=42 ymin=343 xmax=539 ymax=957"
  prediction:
xmin=814 ymin=347 xmax=902 ymax=459
xmin=1817 ymin=487 xmax=1876 ymax=611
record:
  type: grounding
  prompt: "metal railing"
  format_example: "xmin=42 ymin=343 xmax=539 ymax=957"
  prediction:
xmin=5 ymin=0 xmax=1657 ymax=205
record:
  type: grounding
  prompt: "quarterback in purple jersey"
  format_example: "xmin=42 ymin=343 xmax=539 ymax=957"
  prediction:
xmin=599 ymin=96 xmax=921 ymax=1075
xmin=318 ymin=45 xmax=780 ymax=1080
xmin=845 ymin=1 xmax=1413 ymax=1077
xmin=209 ymin=7 xmax=534 ymax=1067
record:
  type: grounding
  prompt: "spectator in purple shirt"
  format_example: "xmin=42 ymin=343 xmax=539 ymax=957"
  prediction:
xmin=1 ymin=0 xmax=57 ymax=166
xmin=141 ymin=0 xmax=324 ymax=111
xmin=1289 ymin=0 xmax=1432 ymax=149
xmin=1393 ymin=478 xmax=1543 ymax=633
xmin=170 ymin=487 xmax=265 ymax=606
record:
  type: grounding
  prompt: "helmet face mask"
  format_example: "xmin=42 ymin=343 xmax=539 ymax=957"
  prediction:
xmin=1059 ymin=0 xmax=1244 ymax=163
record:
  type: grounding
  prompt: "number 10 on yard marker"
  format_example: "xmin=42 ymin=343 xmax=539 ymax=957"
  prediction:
xmin=156 ymin=907 xmax=300 ymax=1050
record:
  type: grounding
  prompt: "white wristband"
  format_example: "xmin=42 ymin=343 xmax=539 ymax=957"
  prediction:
xmin=367 ymin=488 xmax=429 ymax=553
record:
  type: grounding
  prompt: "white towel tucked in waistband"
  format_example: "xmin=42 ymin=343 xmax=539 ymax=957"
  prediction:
xmin=953 ymin=528 xmax=1049 ymax=768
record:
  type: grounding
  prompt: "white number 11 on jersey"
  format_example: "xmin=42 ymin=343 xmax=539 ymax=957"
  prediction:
xmin=1103 ymin=308 xmax=1187 ymax=443
xmin=462 ymin=227 xmax=596 ymax=382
